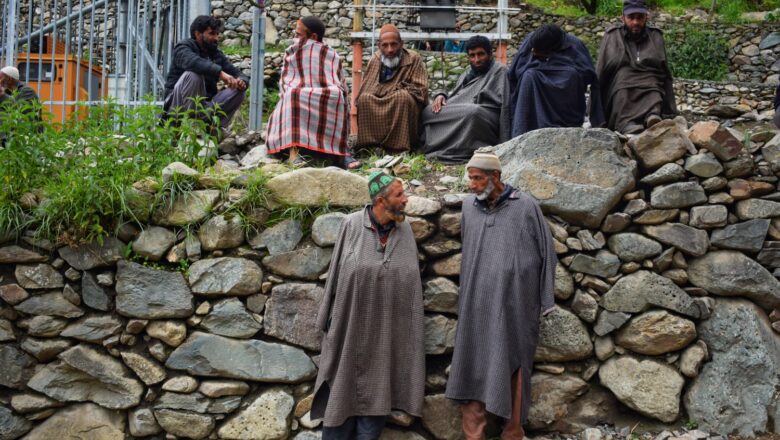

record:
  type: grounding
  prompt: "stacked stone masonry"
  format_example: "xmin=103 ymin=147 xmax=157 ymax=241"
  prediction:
xmin=3 ymin=116 xmax=780 ymax=438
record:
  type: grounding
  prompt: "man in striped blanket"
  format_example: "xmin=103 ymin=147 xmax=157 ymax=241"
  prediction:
xmin=266 ymin=16 xmax=359 ymax=168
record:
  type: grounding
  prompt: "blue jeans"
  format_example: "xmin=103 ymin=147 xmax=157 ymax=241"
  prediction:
xmin=322 ymin=416 xmax=386 ymax=440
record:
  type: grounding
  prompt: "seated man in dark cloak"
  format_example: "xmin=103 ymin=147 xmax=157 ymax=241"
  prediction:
xmin=596 ymin=0 xmax=677 ymax=134
xmin=420 ymin=36 xmax=510 ymax=164
xmin=508 ymin=24 xmax=604 ymax=137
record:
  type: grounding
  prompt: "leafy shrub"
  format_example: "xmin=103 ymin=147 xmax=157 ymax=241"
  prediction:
xmin=666 ymin=26 xmax=729 ymax=81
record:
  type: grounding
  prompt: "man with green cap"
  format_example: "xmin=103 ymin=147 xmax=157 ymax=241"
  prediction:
xmin=311 ymin=171 xmax=425 ymax=440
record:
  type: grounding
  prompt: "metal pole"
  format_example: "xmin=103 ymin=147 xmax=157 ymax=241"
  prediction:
xmin=351 ymin=0 xmax=363 ymax=134
xmin=117 ymin=0 xmax=127 ymax=74
xmin=61 ymin=0 xmax=72 ymax=124
xmin=8 ymin=0 xmax=108 ymax=51
xmin=187 ymin=0 xmax=209 ymax=21
xmin=248 ymin=4 xmax=265 ymax=132
xmin=48 ymin=0 xmax=59 ymax=114
xmin=497 ymin=0 xmax=509 ymax=65
xmin=75 ymin=0 xmax=84 ymax=110
xmin=4 ymin=0 xmax=18 ymax=67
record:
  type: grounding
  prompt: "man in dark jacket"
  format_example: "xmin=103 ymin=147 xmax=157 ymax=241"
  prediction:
xmin=0 ymin=66 xmax=41 ymax=116
xmin=164 ymin=15 xmax=249 ymax=131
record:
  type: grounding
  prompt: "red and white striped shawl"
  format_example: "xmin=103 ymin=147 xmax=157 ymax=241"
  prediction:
xmin=266 ymin=39 xmax=349 ymax=156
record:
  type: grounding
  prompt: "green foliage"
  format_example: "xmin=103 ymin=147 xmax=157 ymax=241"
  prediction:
xmin=685 ymin=419 xmax=699 ymax=429
xmin=0 ymin=97 xmax=213 ymax=242
xmin=667 ymin=26 xmax=729 ymax=80
xmin=220 ymin=44 xmax=252 ymax=57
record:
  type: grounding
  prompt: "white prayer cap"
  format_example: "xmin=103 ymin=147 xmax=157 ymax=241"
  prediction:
xmin=466 ymin=148 xmax=502 ymax=172
xmin=0 ymin=66 xmax=19 ymax=81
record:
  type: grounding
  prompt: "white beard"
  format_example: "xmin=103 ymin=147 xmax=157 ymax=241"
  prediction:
xmin=381 ymin=54 xmax=401 ymax=69
xmin=475 ymin=180 xmax=495 ymax=201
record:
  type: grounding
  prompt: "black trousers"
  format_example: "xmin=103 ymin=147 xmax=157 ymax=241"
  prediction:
xmin=322 ymin=416 xmax=386 ymax=440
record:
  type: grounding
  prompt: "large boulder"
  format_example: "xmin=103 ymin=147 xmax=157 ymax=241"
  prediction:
xmin=57 ymin=237 xmax=125 ymax=270
xmin=599 ymin=355 xmax=684 ymax=423
xmin=262 ymin=246 xmax=333 ymax=280
xmin=21 ymin=403 xmax=125 ymax=440
xmin=27 ymin=345 xmax=144 ymax=409
xmin=199 ymin=298 xmax=262 ymax=339
xmin=165 ymin=331 xmax=316 ymax=383
xmin=311 ymin=213 xmax=347 ymax=247
xmin=495 ymin=128 xmax=636 ymax=228
xmin=685 ymin=299 xmax=780 ymax=435
xmin=266 ymin=167 xmax=370 ymax=207
xmin=688 ymin=251 xmax=780 ymax=310
xmin=132 ymin=226 xmax=176 ymax=260
xmin=188 ymin=257 xmax=263 ymax=296
xmin=250 ymin=219 xmax=304 ymax=255
xmin=152 ymin=190 xmax=221 ymax=226
xmin=264 ymin=283 xmax=324 ymax=350
xmin=600 ymin=270 xmax=700 ymax=318
xmin=217 ymin=388 xmax=294 ymax=440
xmin=198 ymin=214 xmax=245 ymax=251
xmin=629 ymin=119 xmax=693 ymax=169
xmin=115 ymin=261 xmax=194 ymax=319
xmin=535 ymin=306 xmax=593 ymax=362
xmin=688 ymin=120 xmax=744 ymax=161
xmin=527 ymin=373 xmax=589 ymax=431
xmin=614 ymin=310 xmax=697 ymax=355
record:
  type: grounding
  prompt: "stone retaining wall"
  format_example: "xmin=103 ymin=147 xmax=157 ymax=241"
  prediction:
xmin=3 ymin=117 xmax=780 ymax=438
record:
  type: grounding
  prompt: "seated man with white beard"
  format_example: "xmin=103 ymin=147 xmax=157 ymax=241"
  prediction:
xmin=355 ymin=24 xmax=429 ymax=153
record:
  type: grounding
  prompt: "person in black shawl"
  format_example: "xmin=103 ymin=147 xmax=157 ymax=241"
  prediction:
xmin=596 ymin=0 xmax=677 ymax=134
xmin=507 ymin=24 xmax=604 ymax=137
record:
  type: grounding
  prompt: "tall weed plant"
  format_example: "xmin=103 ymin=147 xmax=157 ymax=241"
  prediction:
xmin=666 ymin=26 xmax=729 ymax=81
xmin=0 ymin=98 xmax=213 ymax=242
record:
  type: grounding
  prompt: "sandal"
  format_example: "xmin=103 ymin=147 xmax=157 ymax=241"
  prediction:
xmin=343 ymin=155 xmax=362 ymax=170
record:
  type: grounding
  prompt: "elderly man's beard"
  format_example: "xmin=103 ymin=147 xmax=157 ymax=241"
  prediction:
xmin=475 ymin=180 xmax=495 ymax=201
xmin=470 ymin=58 xmax=492 ymax=75
xmin=381 ymin=54 xmax=401 ymax=69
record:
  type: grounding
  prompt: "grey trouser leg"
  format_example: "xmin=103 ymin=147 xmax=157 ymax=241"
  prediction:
xmin=166 ymin=71 xmax=246 ymax=129
xmin=212 ymin=87 xmax=245 ymax=129
xmin=774 ymin=109 xmax=780 ymax=130
xmin=322 ymin=416 xmax=386 ymax=440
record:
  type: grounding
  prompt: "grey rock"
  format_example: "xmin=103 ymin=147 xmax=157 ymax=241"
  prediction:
xmin=527 ymin=373 xmax=589 ymax=431
xmin=152 ymin=190 xmax=221 ymax=226
xmin=497 ymin=128 xmax=636 ymax=228
xmin=607 ymin=233 xmax=663 ymax=262
xmin=198 ymin=214 xmax=245 ymax=251
xmin=250 ymin=219 xmax=303 ymax=255
xmin=266 ymin=167 xmax=369 ymax=207
xmin=198 ymin=379 xmax=250 ymax=398
xmin=595 ymin=335 xmax=615 ymax=361
xmin=423 ymin=277 xmax=459 ymax=314
xmin=217 ymin=388 xmax=294 ymax=440
xmin=535 ymin=306 xmax=593 ymax=362
xmin=599 ymin=356 xmax=684 ymax=423
xmin=154 ymin=409 xmax=214 ymax=439
xmin=0 ymin=245 xmax=48 ymax=263
xmin=311 ymin=213 xmax=347 ymax=247
xmin=650 ymin=182 xmax=707 ymax=209
xmin=22 ymin=403 xmax=125 ymax=440
xmin=568 ymin=251 xmax=620 ymax=278
xmin=593 ymin=311 xmax=632 ymax=336
xmin=0 ymin=319 xmax=14 ymax=342
xmin=735 ymin=198 xmax=780 ymax=220
xmin=0 ymin=407 xmax=32 ymax=440
xmin=685 ymin=299 xmax=780 ymax=435
xmin=247 ymin=294 xmax=269 ymax=314
xmin=425 ymin=314 xmax=457 ymax=355
xmin=421 ymin=239 xmax=462 ymax=258
xmin=188 ymin=257 xmax=263 ymax=296
xmin=129 ymin=407 xmax=162 ymax=437
xmin=19 ymin=337 xmax=73 ymax=362
xmin=421 ymin=394 xmax=462 ymax=440
xmin=132 ymin=226 xmax=177 ymax=260
xmin=629 ymin=119 xmax=693 ymax=169
xmin=120 ymin=351 xmax=167 ymax=385
xmin=0 ymin=344 xmax=36 ymax=389
xmin=15 ymin=264 xmax=64 ymax=289
xmin=555 ymin=264 xmax=575 ymax=300
xmin=15 ymin=292 xmax=85 ymax=318
xmin=602 ymin=212 xmax=632 ymax=233
xmin=758 ymin=246 xmax=780 ymax=268
xmin=262 ymin=246 xmax=333 ymax=280
xmin=115 ymin=260 xmax=194 ymax=319
xmin=0 ymin=284 xmax=29 ymax=305
xmin=643 ymin=223 xmax=709 ymax=257
xmin=10 ymin=393 xmax=61 ymax=414
xmin=81 ymin=272 xmax=113 ymax=311
xmin=200 ymin=297 xmax=262 ymax=339
xmin=438 ymin=212 xmax=461 ymax=237
xmin=162 ymin=161 xmax=198 ymax=182
xmin=154 ymin=391 xmax=211 ymax=412
xmin=723 ymin=153 xmax=754 ymax=178
xmin=20 ymin=315 xmax=67 ymax=337
xmin=571 ymin=290 xmax=599 ymax=323
xmin=60 ymin=315 xmax=123 ymax=343
xmin=408 ymin=216 xmax=436 ymax=242
xmin=57 ymin=237 xmax=125 ymax=270
xmin=684 ymin=153 xmax=723 ymax=178
xmin=680 ymin=340 xmax=708 ymax=378
xmin=161 ymin=376 xmax=199 ymax=393
xmin=639 ymin=163 xmax=686 ymax=185
xmin=405 ymin=196 xmax=442 ymax=216
xmin=689 ymin=205 xmax=728 ymax=229
xmin=380 ymin=429 xmax=425 ymax=440
xmin=146 ymin=320 xmax=188 ymax=347
xmin=760 ymin=31 xmax=780 ymax=50
xmin=688 ymin=251 xmax=780 ymax=310
xmin=28 ymin=344 xmax=144 ymax=409
xmin=165 ymin=331 xmax=316 ymax=382
xmin=614 ymin=310 xmax=697 ymax=355
xmin=265 ymin=283 xmax=324 ymax=349
xmin=600 ymin=270 xmax=700 ymax=318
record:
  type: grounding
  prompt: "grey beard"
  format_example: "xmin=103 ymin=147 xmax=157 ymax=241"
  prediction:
xmin=381 ymin=54 xmax=401 ymax=69
xmin=475 ymin=180 xmax=495 ymax=201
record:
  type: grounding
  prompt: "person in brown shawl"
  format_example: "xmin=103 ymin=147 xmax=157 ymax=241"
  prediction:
xmin=596 ymin=0 xmax=677 ymax=134
xmin=311 ymin=171 xmax=426 ymax=440
xmin=445 ymin=150 xmax=557 ymax=440
xmin=355 ymin=24 xmax=429 ymax=152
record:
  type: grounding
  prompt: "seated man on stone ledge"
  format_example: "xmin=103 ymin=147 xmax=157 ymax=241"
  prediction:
xmin=596 ymin=0 xmax=677 ymax=134
xmin=355 ymin=24 xmax=429 ymax=153
xmin=508 ymin=24 xmax=604 ymax=137
xmin=420 ymin=36 xmax=511 ymax=164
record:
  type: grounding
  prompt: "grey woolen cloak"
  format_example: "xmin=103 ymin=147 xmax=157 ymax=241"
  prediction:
xmin=311 ymin=207 xmax=426 ymax=427
xmin=445 ymin=189 xmax=557 ymax=422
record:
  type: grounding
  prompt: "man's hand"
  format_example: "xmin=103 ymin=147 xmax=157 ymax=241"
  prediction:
xmin=219 ymin=71 xmax=244 ymax=90
xmin=431 ymin=95 xmax=447 ymax=113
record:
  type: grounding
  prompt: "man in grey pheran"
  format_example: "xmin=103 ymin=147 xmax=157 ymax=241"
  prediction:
xmin=312 ymin=171 xmax=425 ymax=440
xmin=445 ymin=150 xmax=557 ymax=440
xmin=163 ymin=15 xmax=248 ymax=131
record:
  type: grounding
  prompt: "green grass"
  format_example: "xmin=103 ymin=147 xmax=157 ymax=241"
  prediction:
xmin=524 ymin=0 xmax=778 ymax=17
xmin=221 ymin=44 xmax=252 ymax=57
